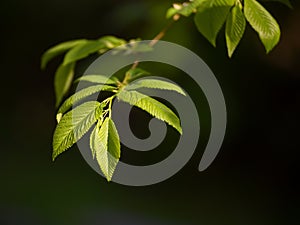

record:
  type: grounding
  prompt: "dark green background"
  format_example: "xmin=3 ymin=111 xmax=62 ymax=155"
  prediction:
xmin=0 ymin=0 xmax=299 ymax=224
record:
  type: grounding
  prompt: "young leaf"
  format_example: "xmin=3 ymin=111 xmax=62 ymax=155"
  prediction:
xmin=53 ymin=101 xmax=102 ymax=160
xmin=90 ymin=118 xmax=121 ymax=181
xmin=166 ymin=0 xmax=205 ymax=19
xmin=63 ymin=40 xmax=106 ymax=65
xmin=41 ymin=39 xmax=87 ymax=70
xmin=74 ymin=75 xmax=116 ymax=85
xmin=99 ymin=36 xmax=127 ymax=48
xmin=194 ymin=0 xmax=235 ymax=47
xmin=225 ymin=4 xmax=246 ymax=57
xmin=125 ymin=79 xmax=186 ymax=96
xmin=126 ymin=68 xmax=150 ymax=81
xmin=56 ymin=85 xmax=116 ymax=122
xmin=117 ymin=90 xmax=182 ymax=134
xmin=244 ymin=0 xmax=281 ymax=53
xmin=54 ymin=63 xmax=75 ymax=107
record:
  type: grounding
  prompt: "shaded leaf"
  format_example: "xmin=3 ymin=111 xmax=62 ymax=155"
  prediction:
xmin=244 ymin=0 xmax=281 ymax=53
xmin=63 ymin=40 xmax=106 ymax=65
xmin=126 ymin=79 xmax=186 ymax=96
xmin=54 ymin=63 xmax=75 ymax=107
xmin=41 ymin=39 xmax=87 ymax=69
xmin=63 ymin=37 xmax=127 ymax=65
xmin=225 ymin=4 xmax=246 ymax=57
xmin=194 ymin=0 xmax=235 ymax=46
xmin=56 ymin=85 xmax=116 ymax=122
xmin=53 ymin=101 xmax=102 ymax=160
xmin=90 ymin=118 xmax=120 ymax=181
xmin=117 ymin=90 xmax=182 ymax=134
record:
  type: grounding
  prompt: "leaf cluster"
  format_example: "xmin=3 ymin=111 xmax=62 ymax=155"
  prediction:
xmin=167 ymin=0 xmax=291 ymax=57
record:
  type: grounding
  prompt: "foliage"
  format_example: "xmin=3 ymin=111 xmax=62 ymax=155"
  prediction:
xmin=41 ymin=0 xmax=291 ymax=181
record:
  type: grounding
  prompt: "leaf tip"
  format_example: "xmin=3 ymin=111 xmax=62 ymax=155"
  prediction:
xmin=56 ymin=113 xmax=63 ymax=123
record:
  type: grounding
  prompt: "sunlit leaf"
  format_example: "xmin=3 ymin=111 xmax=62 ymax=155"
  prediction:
xmin=56 ymin=84 xmax=116 ymax=122
xmin=90 ymin=118 xmax=120 ymax=181
xmin=225 ymin=3 xmax=246 ymax=57
xmin=53 ymin=101 xmax=102 ymax=160
xmin=126 ymin=79 xmax=186 ymax=96
xmin=74 ymin=75 xmax=116 ymax=85
xmin=244 ymin=0 xmax=281 ymax=53
xmin=118 ymin=90 xmax=182 ymax=134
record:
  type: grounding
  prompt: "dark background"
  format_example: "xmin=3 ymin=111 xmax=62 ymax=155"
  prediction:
xmin=0 ymin=0 xmax=299 ymax=224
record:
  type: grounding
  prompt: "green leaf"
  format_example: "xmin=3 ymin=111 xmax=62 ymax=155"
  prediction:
xmin=225 ymin=3 xmax=246 ymax=57
xmin=126 ymin=68 xmax=150 ymax=81
xmin=126 ymin=79 xmax=186 ymax=96
xmin=194 ymin=0 xmax=235 ymax=46
xmin=90 ymin=118 xmax=120 ymax=181
xmin=54 ymin=63 xmax=75 ymax=107
xmin=262 ymin=0 xmax=292 ymax=9
xmin=98 ymin=36 xmax=127 ymax=48
xmin=74 ymin=75 xmax=116 ymax=85
xmin=53 ymin=101 xmax=102 ymax=160
xmin=244 ymin=0 xmax=281 ymax=53
xmin=166 ymin=0 xmax=205 ymax=19
xmin=63 ymin=37 xmax=127 ymax=65
xmin=56 ymin=85 xmax=116 ymax=122
xmin=41 ymin=39 xmax=87 ymax=70
xmin=117 ymin=90 xmax=182 ymax=134
xmin=63 ymin=40 xmax=106 ymax=65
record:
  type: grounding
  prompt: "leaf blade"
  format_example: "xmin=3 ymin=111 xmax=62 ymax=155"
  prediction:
xmin=225 ymin=4 xmax=246 ymax=57
xmin=117 ymin=90 xmax=182 ymax=134
xmin=90 ymin=118 xmax=120 ymax=181
xmin=74 ymin=75 xmax=116 ymax=85
xmin=63 ymin=40 xmax=106 ymax=65
xmin=53 ymin=101 xmax=102 ymax=160
xmin=41 ymin=39 xmax=87 ymax=70
xmin=56 ymin=84 xmax=116 ymax=122
xmin=54 ymin=63 xmax=75 ymax=107
xmin=126 ymin=79 xmax=186 ymax=96
xmin=244 ymin=0 xmax=281 ymax=53
xmin=194 ymin=0 xmax=234 ymax=46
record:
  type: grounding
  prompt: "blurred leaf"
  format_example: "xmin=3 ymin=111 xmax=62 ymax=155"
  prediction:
xmin=56 ymin=85 xmax=116 ymax=122
xmin=225 ymin=4 xmax=246 ymax=57
xmin=54 ymin=63 xmax=75 ymax=107
xmin=41 ymin=39 xmax=87 ymax=69
xmin=117 ymin=90 xmax=182 ymax=134
xmin=244 ymin=0 xmax=281 ymax=53
xmin=53 ymin=101 xmax=102 ymax=160
xmin=90 ymin=118 xmax=120 ymax=181
xmin=126 ymin=79 xmax=186 ymax=96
